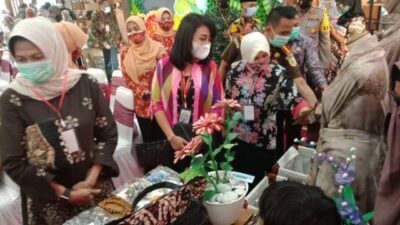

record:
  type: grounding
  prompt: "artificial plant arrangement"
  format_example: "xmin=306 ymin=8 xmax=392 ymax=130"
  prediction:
xmin=174 ymin=99 xmax=243 ymax=201
xmin=315 ymin=148 xmax=374 ymax=225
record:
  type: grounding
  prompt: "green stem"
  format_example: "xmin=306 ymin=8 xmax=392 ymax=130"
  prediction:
xmin=223 ymin=112 xmax=232 ymax=182
xmin=207 ymin=134 xmax=221 ymax=183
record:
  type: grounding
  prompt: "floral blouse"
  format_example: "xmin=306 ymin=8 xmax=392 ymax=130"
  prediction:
xmin=121 ymin=47 xmax=166 ymax=118
xmin=226 ymin=61 xmax=304 ymax=149
xmin=152 ymin=34 xmax=175 ymax=54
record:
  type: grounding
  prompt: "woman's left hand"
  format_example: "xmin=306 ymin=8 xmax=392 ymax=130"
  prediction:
xmin=72 ymin=179 xmax=96 ymax=190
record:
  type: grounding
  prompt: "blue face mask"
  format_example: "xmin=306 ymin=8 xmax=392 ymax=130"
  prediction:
xmin=270 ymin=30 xmax=291 ymax=48
xmin=16 ymin=59 xmax=55 ymax=84
xmin=289 ymin=26 xmax=300 ymax=41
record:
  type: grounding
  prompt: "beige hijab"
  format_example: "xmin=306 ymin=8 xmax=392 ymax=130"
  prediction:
xmin=56 ymin=21 xmax=88 ymax=68
xmin=9 ymin=17 xmax=82 ymax=100
xmin=123 ymin=16 xmax=166 ymax=83
xmin=154 ymin=7 xmax=175 ymax=38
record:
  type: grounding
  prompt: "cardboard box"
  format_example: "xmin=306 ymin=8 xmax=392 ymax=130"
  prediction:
xmin=85 ymin=3 xmax=98 ymax=11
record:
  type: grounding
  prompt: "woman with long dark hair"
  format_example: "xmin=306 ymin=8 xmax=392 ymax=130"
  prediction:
xmin=151 ymin=13 xmax=223 ymax=155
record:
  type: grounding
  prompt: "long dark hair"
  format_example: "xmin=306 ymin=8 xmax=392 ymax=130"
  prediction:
xmin=169 ymin=13 xmax=216 ymax=70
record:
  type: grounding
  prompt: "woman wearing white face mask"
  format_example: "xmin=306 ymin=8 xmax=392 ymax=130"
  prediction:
xmin=0 ymin=17 xmax=118 ymax=225
xmin=151 ymin=13 xmax=223 ymax=167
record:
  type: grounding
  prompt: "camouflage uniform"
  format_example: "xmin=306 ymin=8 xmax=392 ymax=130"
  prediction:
xmin=221 ymin=16 xmax=262 ymax=67
xmin=205 ymin=8 xmax=239 ymax=65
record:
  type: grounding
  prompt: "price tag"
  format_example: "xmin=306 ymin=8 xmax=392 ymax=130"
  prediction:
xmin=231 ymin=171 xmax=255 ymax=184
xmin=244 ymin=105 xmax=255 ymax=121
xmin=179 ymin=109 xmax=192 ymax=124
xmin=105 ymin=25 xmax=110 ymax=32
xmin=60 ymin=129 xmax=81 ymax=153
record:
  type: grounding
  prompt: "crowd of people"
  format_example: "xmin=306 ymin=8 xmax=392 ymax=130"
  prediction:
xmin=0 ymin=0 xmax=400 ymax=224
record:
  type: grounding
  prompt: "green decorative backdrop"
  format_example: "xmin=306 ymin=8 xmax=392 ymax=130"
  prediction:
xmin=129 ymin=0 xmax=145 ymax=15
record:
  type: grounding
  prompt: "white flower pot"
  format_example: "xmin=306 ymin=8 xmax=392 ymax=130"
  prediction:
xmin=204 ymin=171 xmax=249 ymax=225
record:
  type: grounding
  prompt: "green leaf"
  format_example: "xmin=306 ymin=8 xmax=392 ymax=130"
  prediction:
xmin=343 ymin=185 xmax=356 ymax=205
xmin=232 ymin=111 xmax=242 ymax=121
xmin=362 ymin=212 xmax=374 ymax=222
xmin=228 ymin=120 xmax=238 ymax=130
xmin=223 ymin=143 xmax=237 ymax=150
xmin=180 ymin=167 xmax=206 ymax=183
xmin=220 ymin=162 xmax=233 ymax=171
xmin=224 ymin=150 xmax=235 ymax=162
xmin=191 ymin=156 xmax=205 ymax=169
xmin=227 ymin=133 xmax=238 ymax=141
xmin=202 ymin=134 xmax=212 ymax=147
xmin=203 ymin=190 xmax=217 ymax=201
xmin=207 ymin=160 xmax=217 ymax=170
xmin=212 ymin=146 xmax=223 ymax=157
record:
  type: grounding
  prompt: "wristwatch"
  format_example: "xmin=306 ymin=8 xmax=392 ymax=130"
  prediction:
xmin=60 ymin=188 xmax=71 ymax=200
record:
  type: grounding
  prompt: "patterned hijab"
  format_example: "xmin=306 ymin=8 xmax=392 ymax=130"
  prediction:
xmin=9 ymin=17 xmax=83 ymax=100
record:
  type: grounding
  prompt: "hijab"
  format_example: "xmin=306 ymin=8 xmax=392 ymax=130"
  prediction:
xmin=123 ymin=16 xmax=166 ymax=84
xmin=240 ymin=32 xmax=272 ymax=75
xmin=240 ymin=32 xmax=270 ymax=64
xmin=8 ymin=17 xmax=82 ymax=100
xmin=56 ymin=21 xmax=88 ymax=68
xmin=154 ymin=8 xmax=174 ymax=37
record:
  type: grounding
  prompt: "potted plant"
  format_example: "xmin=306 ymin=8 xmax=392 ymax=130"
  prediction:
xmin=174 ymin=99 xmax=248 ymax=225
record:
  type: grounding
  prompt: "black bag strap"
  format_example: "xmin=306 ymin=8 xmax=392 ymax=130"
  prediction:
xmin=105 ymin=182 xmax=181 ymax=225
xmin=131 ymin=181 xmax=181 ymax=210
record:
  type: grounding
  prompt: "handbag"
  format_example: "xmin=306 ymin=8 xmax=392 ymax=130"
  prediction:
xmin=25 ymin=118 xmax=70 ymax=171
xmin=106 ymin=177 xmax=209 ymax=225
xmin=133 ymin=123 xmax=194 ymax=172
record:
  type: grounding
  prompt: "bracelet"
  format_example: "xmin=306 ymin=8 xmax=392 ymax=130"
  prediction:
xmin=168 ymin=134 xmax=175 ymax=142
xmin=60 ymin=188 xmax=71 ymax=200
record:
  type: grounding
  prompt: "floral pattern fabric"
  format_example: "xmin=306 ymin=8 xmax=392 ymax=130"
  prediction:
xmin=121 ymin=47 xmax=166 ymax=118
xmin=0 ymin=75 xmax=118 ymax=208
xmin=226 ymin=61 xmax=303 ymax=149
xmin=151 ymin=34 xmax=175 ymax=54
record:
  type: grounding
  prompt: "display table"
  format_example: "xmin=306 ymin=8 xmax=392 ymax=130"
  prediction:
xmin=64 ymin=166 xmax=181 ymax=225
xmin=0 ymin=173 xmax=22 ymax=225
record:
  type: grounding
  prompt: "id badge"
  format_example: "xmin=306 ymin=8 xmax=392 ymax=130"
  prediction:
xmin=244 ymin=105 xmax=255 ymax=121
xmin=60 ymin=129 xmax=81 ymax=154
xmin=179 ymin=109 xmax=192 ymax=124
xmin=105 ymin=25 xmax=110 ymax=32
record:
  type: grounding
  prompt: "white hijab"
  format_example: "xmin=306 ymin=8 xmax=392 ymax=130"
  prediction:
xmin=240 ymin=32 xmax=270 ymax=64
xmin=8 ymin=17 xmax=83 ymax=100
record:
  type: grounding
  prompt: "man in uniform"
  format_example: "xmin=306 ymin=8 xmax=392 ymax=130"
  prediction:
xmin=288 ymin=0 xmax=332 ymax=70
xmin=205 ymin=0 xmax=239 ymax=65
xmin=219 ymin=0 xmax=261 ymax=79
xmin=271 ymin=6 xmax=326 ymax=157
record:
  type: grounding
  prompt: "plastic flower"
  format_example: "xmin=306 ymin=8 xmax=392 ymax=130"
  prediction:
xmin=212 ymin=99 xmax=241 ymax=110
xmin=337 ymin=200 xmax=364 ymax=225
xmin=174 ymin=138 xmax=201 ymax=164
xmin=193 ymin=113 xmax=224 ymax=135
xmin=335 ymin=163 xmax=356 ymax=186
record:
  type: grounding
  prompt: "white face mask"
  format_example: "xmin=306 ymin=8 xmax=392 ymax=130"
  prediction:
xmin=103 ymin=6 xmax=111 ymax=14
xmin=191 ymin=41 xmax=211 ymax=60
xmin=245 ymin=6 xmax=257 ymax=17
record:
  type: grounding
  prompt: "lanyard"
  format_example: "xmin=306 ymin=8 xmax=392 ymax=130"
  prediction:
xmin=180 ymin=75 xmax=192 ymax=109
xmin=31 ymin=73 xmax=68 ymax=126
xmin=246 ymin=73 xmax=263 ymax=104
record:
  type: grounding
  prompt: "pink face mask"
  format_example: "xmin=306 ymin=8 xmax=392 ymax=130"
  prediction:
xmin=247 ymin=55 xmax=271 ymax=75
